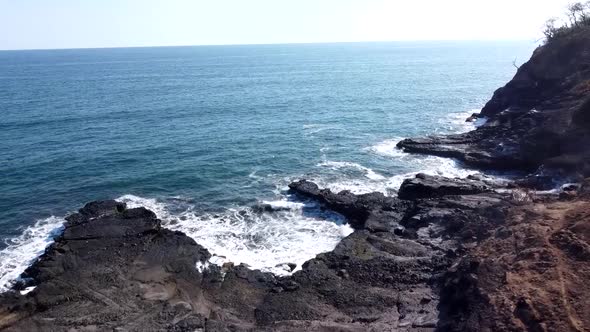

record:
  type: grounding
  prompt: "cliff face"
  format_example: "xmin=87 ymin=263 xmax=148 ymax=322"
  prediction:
xmin=399 ymin=29 xmax=590 ymax=180
xmin=482 ymin=28 xmax=590 ymax=117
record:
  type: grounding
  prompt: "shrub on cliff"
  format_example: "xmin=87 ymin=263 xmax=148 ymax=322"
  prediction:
xmin=544 ymin=2 xmax=590 ymax=43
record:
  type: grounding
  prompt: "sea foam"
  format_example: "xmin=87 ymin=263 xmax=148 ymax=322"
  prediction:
xmin=118 ymin=194 xmax=353 ymax=276
xmin=316 ymin=152 xmax=479 ymax=196
xmin=317 ymin=160 xmax=386 ymax=180
xmin=365 ymin=138 xmax=407 ymax=158
xmin=0 ymin=216 xmax=65 ymax=292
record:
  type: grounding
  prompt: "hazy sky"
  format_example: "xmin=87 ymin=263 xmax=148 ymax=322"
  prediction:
xmin=0 ymin=0 xmax=573 ymax=50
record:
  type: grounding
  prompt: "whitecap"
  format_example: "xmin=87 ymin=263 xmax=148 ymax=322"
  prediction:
xmin=317 ymin=160 xmax=386 ymax=180
xmin=302 ymin=123 xmax=341 ymax=135
xmin=261 ymin=200 xmax=305 ymax=210
xmin=248 ymin=170 xmax=263 ymax=181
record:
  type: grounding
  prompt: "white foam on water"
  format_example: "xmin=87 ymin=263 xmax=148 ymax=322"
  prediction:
xmin=365 ymin=138 xmax=407 ymax=159
xmin=421 ymin=156 xmax=479 ymax=178
xmin=20 ymin=286 xmax=36 ymax=295
xmin=320 ymin=134 xmax=479 ymax=195
xmin=118 ymin=194 xmax=353 ymax=276
xmin=261 ymin=200 xmax=305 ymax=210
xmin=443 ymin=109 xmax=488 ymax=133
xmin=311 ymin=175 xmax=400 ymax=196
xmin=0 ymin=216 xmax=65 ymax=293
xmin=248 ymin=170 xmax=263 ymax=181
xmin=302 ymin=123 xmax=341 ymax=135
xmin=317 ymin=161 xmax=386 ymax=181
xmin=196 ymin=261 xmax=210 ymax=273
xmin=323 ymin=109 xmax=493 ymax=196
xmin=474 ymin=117 xmax=488 ymax=127
xmin=316 ymin=152 xmax=480 ymax=196
xmin=366 ymin=111 xmax=487 ymax=163
xmin=118 ymin=194 xmax=168 ymax=218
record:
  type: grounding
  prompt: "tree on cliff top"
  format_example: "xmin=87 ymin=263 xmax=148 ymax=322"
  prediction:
xmin=544 ymin=2 xmax=590 ymax=43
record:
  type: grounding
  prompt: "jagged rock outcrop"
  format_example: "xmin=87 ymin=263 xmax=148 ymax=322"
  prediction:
xmin=288 ymin=179 xmax=412 ymax=230
xmin=396 ymin=30 xmax=590 ymax=332
xmin=398 ymin=30 xmax=590 ymax=177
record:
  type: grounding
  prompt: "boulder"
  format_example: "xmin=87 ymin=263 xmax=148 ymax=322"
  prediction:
xmin=289 ymin=180 xmax=411 ymax=229
xmin=398 ymin=173 xmax=490 ymax=200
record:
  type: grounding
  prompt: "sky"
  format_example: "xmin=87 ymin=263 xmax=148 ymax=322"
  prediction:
xmin=0 ymin=0 xmax=574 ymax=50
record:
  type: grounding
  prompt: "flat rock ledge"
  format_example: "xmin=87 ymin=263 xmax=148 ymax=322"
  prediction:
xmin=397 ymin=173 xmax=491 ymax=200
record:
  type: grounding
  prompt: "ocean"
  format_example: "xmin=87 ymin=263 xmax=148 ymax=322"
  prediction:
xmin=0 ymin=41 xmax=536 ymax=290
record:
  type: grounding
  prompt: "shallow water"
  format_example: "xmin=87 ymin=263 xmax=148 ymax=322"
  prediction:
xmin=0 ymin=41 xmax=536 ymax=290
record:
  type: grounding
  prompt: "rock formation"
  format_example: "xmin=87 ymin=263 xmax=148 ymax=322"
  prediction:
xmin=398 ymin=29 xmax=590 ymax=180
xmin=0 ymin=181 xmax=507 ymax=331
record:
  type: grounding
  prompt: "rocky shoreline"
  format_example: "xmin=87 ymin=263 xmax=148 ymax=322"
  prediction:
xmin=0 ymin=174 xmax=510 ymax=331
xmin=2 ymin=29 xmax=590 ymax=332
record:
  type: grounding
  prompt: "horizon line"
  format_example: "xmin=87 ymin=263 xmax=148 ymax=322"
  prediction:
xmin=0 ymin=38 xmax=540 ymax=52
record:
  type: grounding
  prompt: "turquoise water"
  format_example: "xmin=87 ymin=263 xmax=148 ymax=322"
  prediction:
xmin=0 ymin=42 xmax=535 ymax=288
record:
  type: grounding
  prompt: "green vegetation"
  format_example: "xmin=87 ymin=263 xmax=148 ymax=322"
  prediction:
xmin=544 ymin=2 xmax=590 ymax=42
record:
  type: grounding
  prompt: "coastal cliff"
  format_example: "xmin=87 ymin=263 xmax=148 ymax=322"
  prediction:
xmin=2 ymin=31 xmax=590 ymax=332
xmin=399 ymin=28 xmax=590 ymax=180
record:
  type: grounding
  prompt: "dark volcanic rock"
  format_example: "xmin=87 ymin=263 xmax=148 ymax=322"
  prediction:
xmin=284 ymin=179 xmax=513 ymax=330
xmin=256 ymin=229 xmax=447 ymax=331
xmin=398 ymin=31 xmax=590 ymax=177
xmin=289 ymin=179 xmax=412 ymax=229
xmin=0 ymin=201 xmax=273 ymax=331
xmin=396 ymin=30 xmax=590 ymax=332
xmin=465 ymin=113 xmax=480 ymax=122
xmin=398 ymin=173 xmax=490 ymax=200
xmin=0 ymin=180 xmax=513 ymax=331
xmin=1 ymin=191 xmax=508 ymax=332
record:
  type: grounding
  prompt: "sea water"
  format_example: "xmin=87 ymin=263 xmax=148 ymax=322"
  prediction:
xmin=0 ymin=41 xmax=536 ymax=290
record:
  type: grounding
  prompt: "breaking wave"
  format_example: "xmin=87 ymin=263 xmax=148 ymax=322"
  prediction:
xmin=118 ymin=194 xmax=353 ymax=276
xmin=0 ymin=217 xmax=65 ymax=292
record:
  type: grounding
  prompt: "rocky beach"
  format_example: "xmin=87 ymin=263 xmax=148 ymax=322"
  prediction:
xmin=2 ymin=25 xmax=590 ymax=332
